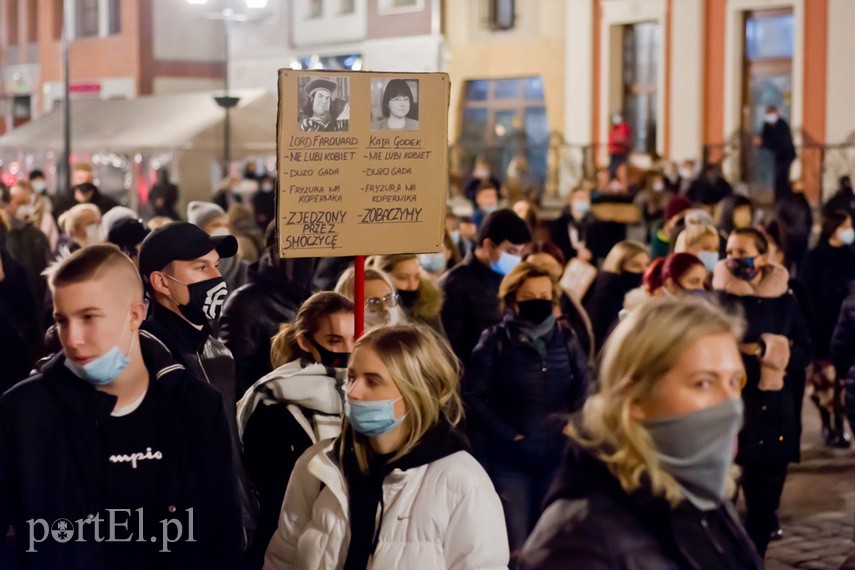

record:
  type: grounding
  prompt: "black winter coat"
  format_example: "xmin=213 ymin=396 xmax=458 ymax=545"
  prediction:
xmin=583 ymin=271 xmax=643 ymax=353
xmin=142 ymin=302 xmax=237 ymax=409
xmin=798 ymin=243 xmax=855 ymax=359
xmin=520 ymin=444 xmax=763 ymax=569
xmin=464 ymin=314 xmax=589 ymax=468
xmin=714 ymin=264 xmax=812 ymax=462
xmin=0 ymin=332 xmax=243 ymax=570
xmin=830 ymin=292 xmax=855 ymax=430
xmin=219 ymin=254 xmax=314 ymax=392
xmin=439 ymin=253 xmax=503 ymax=361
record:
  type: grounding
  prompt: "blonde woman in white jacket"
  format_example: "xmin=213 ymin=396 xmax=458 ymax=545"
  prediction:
xmin=264 ymin=324 xmax=509 ymax=569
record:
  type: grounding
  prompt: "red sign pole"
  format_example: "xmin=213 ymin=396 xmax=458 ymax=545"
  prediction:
xmin=354 ymin=255 xmax=365 ymax=339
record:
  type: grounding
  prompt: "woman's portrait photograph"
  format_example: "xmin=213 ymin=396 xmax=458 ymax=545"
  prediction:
xmin=371 ymin=78 xmax=420 ymax=131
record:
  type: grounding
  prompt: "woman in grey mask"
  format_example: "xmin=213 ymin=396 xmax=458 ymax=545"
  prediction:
xmin=520 ymin=296 xmax=763 ymax=569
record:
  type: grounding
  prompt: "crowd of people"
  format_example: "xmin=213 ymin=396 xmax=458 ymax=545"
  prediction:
xmin=0 ymin=150 xmax=853 ymax=569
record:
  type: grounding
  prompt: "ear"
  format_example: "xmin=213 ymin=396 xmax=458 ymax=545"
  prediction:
xmin=296 ymin=333 xmax=313 ymax=355
xmin=148 ymin=271 xmax=172 ymax=297
xmin=129 ymin=301 xmax=147 ymax=331
xmin=629 ymin=401 xmax=646 ymax=422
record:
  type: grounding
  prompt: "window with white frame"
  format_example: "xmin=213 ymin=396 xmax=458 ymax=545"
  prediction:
xmin=341 ymin=0 xmax=355 ymax=15
xmin=377 ymin=0 xmax=423 ymax=15
xmin=72 ymin=0 xmax=121 ymax=38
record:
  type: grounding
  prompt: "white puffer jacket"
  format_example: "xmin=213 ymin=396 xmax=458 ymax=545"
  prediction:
xmin=264 ymin=439 xmax=509 ymax=569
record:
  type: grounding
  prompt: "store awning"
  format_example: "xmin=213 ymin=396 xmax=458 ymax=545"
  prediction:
xmin=0 ymin=88 xmax=277 ymax=155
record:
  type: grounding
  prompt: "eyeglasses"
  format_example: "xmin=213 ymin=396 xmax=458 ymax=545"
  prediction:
xmin=366 ymin=293 xmax=398 ymax=310
xmin=389 ymin=96 xmax=410 ymax=103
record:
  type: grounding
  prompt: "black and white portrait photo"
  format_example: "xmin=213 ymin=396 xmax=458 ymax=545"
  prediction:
xmin=370 ymin=78 xmax=420 ymax=131
xmin=298 ymin=76 xmax=350 ymax=132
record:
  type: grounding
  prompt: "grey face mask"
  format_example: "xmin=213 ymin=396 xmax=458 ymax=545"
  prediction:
xmin=643 ymin=398 xmax=744 ymax=509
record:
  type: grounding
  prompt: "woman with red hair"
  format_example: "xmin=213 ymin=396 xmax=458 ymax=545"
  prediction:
xmin=662 ymin=253 xmax=707 ymax=296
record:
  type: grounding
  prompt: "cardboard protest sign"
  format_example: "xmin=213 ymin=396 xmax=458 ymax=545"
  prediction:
xmin=276 ymin=70 xmax=449 ymax=258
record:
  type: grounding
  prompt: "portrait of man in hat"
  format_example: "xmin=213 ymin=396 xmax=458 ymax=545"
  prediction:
xmin=298 ymin=76 xmax=350 ymax=132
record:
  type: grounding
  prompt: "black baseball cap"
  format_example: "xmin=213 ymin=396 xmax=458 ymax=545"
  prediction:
xmin=138 ymin=221 xmax=238 ymax=280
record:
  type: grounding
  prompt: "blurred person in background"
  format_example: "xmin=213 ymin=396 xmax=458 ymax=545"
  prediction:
xmin=824 ymin=175 xmax=855 ymax=220
xmin=520 ymin=297 xmax=762 ymax=569
xmin=1 ymin=180 xmax=51 ymax=311
xmin=712 ymin=228 xmax=811 ymax=556
xmin=650 ymin=196 xmax=693 ymax=260
xmin=27 ymin=169 xmax=59 ymax=250
xmin=148 ymin=167 xmax=180 ymax=220
xmin=465 ymin=262 xmax=589 ymax=563
xmin=219 ymin=225 xmax=317 ymax=393
xmin=550 ymin=186 xmax=594 ymax=265
xmin=440 ymin=209 xmax=531 ymax=361
xmin=369 ymin=254 xmax=445 ymax=335
xmin=524 ymin=241 xmax=594 ymax=363
xmin=661 ymin=253 xmax=707 ymax=296
xmin=228 ymin=203 xmax=265 ymax=265
xmin=464 ymin=156 xmax=502 ymax=204
xmin=56 ymin=203 xmax=102 ymax=254
xmin=673 ymin=221 xmax=721 ymax=274
xmin=237 ymin=292 xmax=354 ymax=568
xmin=584 ymin=240 xmax=650 ymax=353
xmin=335 ymin=266 xmax=407 ymax=330
xmin=472 ymin=181 xmax=501 ymax=229
xmin=799 ymin=210 xmax=855 ymax=448
xmin=717 ymin=194 xmax=755 ymax=236
xmin=756 ymin=105 xmax=796 ymax=200
xmin=252 ymin=175 xmax=277 ymax=231
xmin=607 ymin=113 xmax=631 ymax=179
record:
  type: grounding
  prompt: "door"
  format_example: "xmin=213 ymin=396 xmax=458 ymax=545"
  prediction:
xmin=741 ymin=9 xmax=793 ymax=187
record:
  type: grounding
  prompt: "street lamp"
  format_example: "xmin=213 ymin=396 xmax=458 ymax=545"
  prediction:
xmin=187 ymin=0 xmax=269 ymax=172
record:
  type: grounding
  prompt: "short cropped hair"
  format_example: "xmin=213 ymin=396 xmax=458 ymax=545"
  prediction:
xmin=46 ymin=244 xmax=143 ymax=301
xmin=477 ymin=208 xmax=532 ymax=247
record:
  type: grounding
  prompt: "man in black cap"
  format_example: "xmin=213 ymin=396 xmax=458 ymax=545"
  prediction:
xmin=138 ymin=222 xmax=239 ymax=412
xmin=299 ymin=77 xmax=348 ymax=132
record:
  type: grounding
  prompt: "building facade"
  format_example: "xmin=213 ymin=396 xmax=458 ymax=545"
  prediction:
xmin=447 ymin=0 xmax=854 ymax=203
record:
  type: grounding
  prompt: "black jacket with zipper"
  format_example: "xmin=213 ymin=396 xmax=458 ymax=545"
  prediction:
xmin=0 ymin=332 xmax=243 ymax=570
xmin=520 ymin=443 xmax=763 ymax=570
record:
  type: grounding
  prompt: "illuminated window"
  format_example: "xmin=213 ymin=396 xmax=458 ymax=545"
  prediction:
xmin=460 ymin=77 xmax=548 ymax=183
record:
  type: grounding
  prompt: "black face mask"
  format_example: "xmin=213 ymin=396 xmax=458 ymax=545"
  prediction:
xmin=168 ymin=275 xmax=228 ymax=326
xmin=396 ymin=288 xmax=420 ymax=308
xmin=308 ymin=335 xmax=350 ymax=368
xmin=619 ymin=271 xmax=644 ymax=291
xmin=516 ymin=299 xmax=554 ymax=324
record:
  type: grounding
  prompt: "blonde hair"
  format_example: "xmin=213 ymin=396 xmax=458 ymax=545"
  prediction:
xmin=334 ymin=266 xmax=396 ymax=300
xmin=366 ymin=254 xmax=417 ymax=274
xmin=342 ymin=324 xmax=464 ymax=473
xmin=57 ymin=203 xmax=101 ymax=234
xmin=571 ymin=296 xmax=744 ymax=505
xmin=497 ymin=262 xmax=560 ymax=312
xmin=674 ymin=223 xmax=718 ymax=254
xmin=601 ymin=240 xmax=649 ymax=274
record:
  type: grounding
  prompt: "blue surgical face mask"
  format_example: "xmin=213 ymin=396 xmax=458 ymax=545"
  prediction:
xmin=491 ymin=251 xmax=522 ymax=276
xmin=418 ymin=252 xmax=447 ymax=273
xmin=572 ymin=200 xmax=591 ymax=215
xmin=345 ymin=396 xmax=405 ymax=438
xmin=64 ymin=310 xmax=133 ymax=386
xmin=697 ymin=250 xmax=719 ymax=273
xmin=839 ymin=227 xmax=855 ymax=246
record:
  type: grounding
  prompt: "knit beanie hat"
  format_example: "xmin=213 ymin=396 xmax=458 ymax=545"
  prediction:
xmin=187 ymin=201 xmax=226 ymax=229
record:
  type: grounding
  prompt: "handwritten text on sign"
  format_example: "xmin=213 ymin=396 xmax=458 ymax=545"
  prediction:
xmin=277 ymin=71 xmax=448 ymax=258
